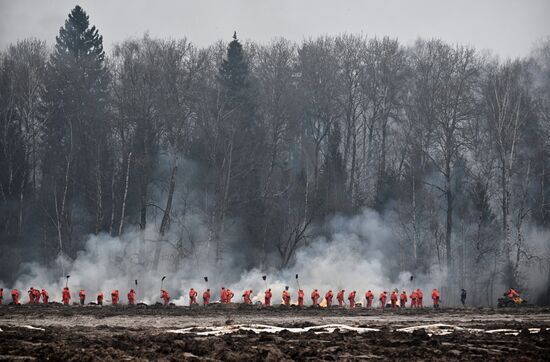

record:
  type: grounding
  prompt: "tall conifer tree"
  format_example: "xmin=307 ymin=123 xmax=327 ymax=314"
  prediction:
xmin=43 ymin=6 xmax=110 ymax=255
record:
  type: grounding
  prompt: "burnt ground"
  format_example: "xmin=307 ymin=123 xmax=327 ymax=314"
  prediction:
xmin=1 ymin=304 xmax=550 ymax=360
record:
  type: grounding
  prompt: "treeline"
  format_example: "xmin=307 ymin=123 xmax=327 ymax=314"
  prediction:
xmin=1 ymin=6 xmax=549 ymax=304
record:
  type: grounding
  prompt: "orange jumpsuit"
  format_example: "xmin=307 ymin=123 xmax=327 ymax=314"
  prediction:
xmin=416 ymin=289 xmax=423 ymax=308
xmin=399 ymin=291 xmax=408 ymax=308
xmin=348 ymin=291 xmax=356 ymax=308
xmin=97 ymin=292 xmax=104 ymax=305
xmin=28 ymin=288 xmax=36 ymax=304
xmin=282 ymin=290 xmax=291 ymax=306
xmin=337 ymin=290 xmax=345 ymax=306
xmin=33 ymin=288 xmax=40 ymax=303
xmin=264 ymin=289 xmax=272 ymax=306
xmin=243 ymin=289 xmax=252 ymax=304
xmin=221 ymin=288 xmax=227 ymax=304
xmin=390 ymin=291 xmax=398 ymax=309
xmin=298 ymin=290 xmax=304 ymax=307
xmin=128 ymin=289 xmax=136 ymax=305
xmin=203 ymin=289 xmax=211 ymax=305
xmin=189 ymin=288 xmax=198 ymax=305
xmin=410 ymin=291 xmax=417 ymax=308
xmin=365 ymin=290 xmax=374 ymax=308
xmin=11 ymin=289 xmax=19 ymax=305
xmin=79 ymin=290 xmax=86 ymax=305
xmin=41 ymin=289 xmax=49 ymax=304
xmin=507 ymin=288 xmax=520 ymax=298
xmin=311 ymin=289 xmax=320 ymax=306
xmin=111 ymin=290 xmax=120 ymax=305
xmin=62 ymin=287 xmax=71 ymax=305
xmin=226 ymin=289 xmax=234 ymax=303
xmin=431 ymin=289 xmax=440 ymax=308
xmin=160 ymin=290 xmax=170 ymax=305
xmin=379 ymin=292 xmax=387 ymax=309
xmin=325 ymin=290 xmax=333 ymax=307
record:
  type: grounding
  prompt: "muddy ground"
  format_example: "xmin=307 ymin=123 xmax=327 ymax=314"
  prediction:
xmin=1 ymin=304 xmax=549 ymax=360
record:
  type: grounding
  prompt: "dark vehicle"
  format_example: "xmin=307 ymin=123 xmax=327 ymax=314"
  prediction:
xmin=497 ymin=295 xmax=528 ymax=308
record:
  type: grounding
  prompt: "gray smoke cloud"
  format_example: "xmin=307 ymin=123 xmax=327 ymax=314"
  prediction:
xmin=3 ymin=154 xmax=548 ymax=306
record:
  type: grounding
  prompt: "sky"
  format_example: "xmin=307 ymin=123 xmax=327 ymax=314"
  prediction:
xmin=0 ymin=0 xmax=549 ymax=58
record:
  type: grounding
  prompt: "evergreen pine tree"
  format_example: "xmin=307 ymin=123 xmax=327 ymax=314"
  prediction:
xmin=214 ymin=32 xmax=265 ymax=264
xmin=219 ymin=31 xmax=252 ymax=119
xmin=42 ymin=6 xmax=110 ymax=254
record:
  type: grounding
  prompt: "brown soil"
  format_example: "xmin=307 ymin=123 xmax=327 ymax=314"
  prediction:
xmin=1 ymin=304 xmax=549 ymax=361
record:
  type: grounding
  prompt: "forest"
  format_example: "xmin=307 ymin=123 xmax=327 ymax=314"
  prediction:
xmin=1 ymin=6 xmax=549 ymax=305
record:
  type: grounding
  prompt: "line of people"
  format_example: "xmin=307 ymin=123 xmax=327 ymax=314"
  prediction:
xmin=272 ymin=287 xmax=440 ymax=309
xmin=0 ymin=287 xmax=49 ymax=305
xmin=0 ymin=287 xmax=136 ymax=306
xmin=0 ymin=286 xmax=441 ymax=309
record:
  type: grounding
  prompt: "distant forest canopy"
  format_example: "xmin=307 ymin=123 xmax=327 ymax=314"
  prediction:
xmin=1 ymin=6 xmax=549 ymax=303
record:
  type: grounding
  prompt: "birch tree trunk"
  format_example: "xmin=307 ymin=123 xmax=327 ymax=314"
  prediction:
xmin=118 ymin=152 xmax=132 ymax=236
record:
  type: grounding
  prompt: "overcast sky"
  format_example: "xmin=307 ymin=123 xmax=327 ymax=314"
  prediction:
xmin=1 ymin=0 xmax=549 ymax=58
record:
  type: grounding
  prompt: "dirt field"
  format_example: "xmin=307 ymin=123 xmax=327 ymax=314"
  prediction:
xmin=1 ymin=304 xmax=549 ymax=360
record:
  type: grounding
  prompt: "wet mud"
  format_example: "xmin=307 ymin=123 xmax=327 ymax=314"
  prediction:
xmin=1 ymin=304 xmax=549 ymax=360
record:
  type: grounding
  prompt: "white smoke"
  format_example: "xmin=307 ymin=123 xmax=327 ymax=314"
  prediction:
xmin=4 ymin=208 xmax=444 ymax=306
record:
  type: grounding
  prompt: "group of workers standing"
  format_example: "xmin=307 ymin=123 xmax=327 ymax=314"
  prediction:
xmin=274 ymin=287 xmax=441 ymax=309
xmin=0 ymin=287 xmax=136 ymax=306
xmin=0 ymin=287 xmax=49 ymax=305
xmin=0 ymin=286 xmax=441 ymax=308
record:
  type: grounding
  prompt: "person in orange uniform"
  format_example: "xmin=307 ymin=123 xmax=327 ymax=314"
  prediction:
xmin=325 ymin=290 xmax=333 ymax=307
xmin=28 ymin=287 xmax=36 ymax=304
xmin=410 ymin=290 xmax=417 ymax=308
xmin=160 ymin=289 xmax=170 ymax=305
xmin=348 ymin=290 xmax=356 ymax=308
xmin=79 ymin=289 xmax=86 ymax=305
xmin=243 ymin=289 xmax=252 ymax=304
xmin=365 ymin=290 xmax=374 ymax=308
xmin=128 ymin=289 xmax=136 ymax=305
xmin=189 ymin=288 xmax=198 ymax=306
xmin=111 ymin=290 xmax=120 ymax=305
xmin=225 ymin=288 xmax=235 ymax=303
xmin=390 ymin=290 xmax=398 ymax=309
xmin=203 ymin=289 xmax=211 ymax=305
xmin=337 ymin=290 xmax=345 ymax=307
xmin=416 ymin=288 xmax=423 ymax=308
xmin=264 ymin=288 xmax=272 ymax=306
xmin=282 ymin=286 xmax=291 ymax=306
xmin=399 ymin=290 xmax=408 ymax=308
xmin=220 ymin=287 xmax=227 ymax=304
xmin=97 ymin=292 xmax=104 ymax=305
xmin=507 ymin=288 xmax=520 ymax=299
xmin=431 ymin=288 xmax=440 ymax=309
xmin=379 ymin=291 xmax=387 ymax=309
xmin=11 ymin=289 xmax=19 ymax=305
xmin=41 ymin=289 xmax=49 ymax=304
xmin=62 ymin=287 xmax=71 ymax=305
xmin=298 ymin=289 xmax=305 ymax=307
xmin=33 ymin=288 xmax=40 ymax=303
xmin=311 ymin=289 xmax=320 ymax=306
